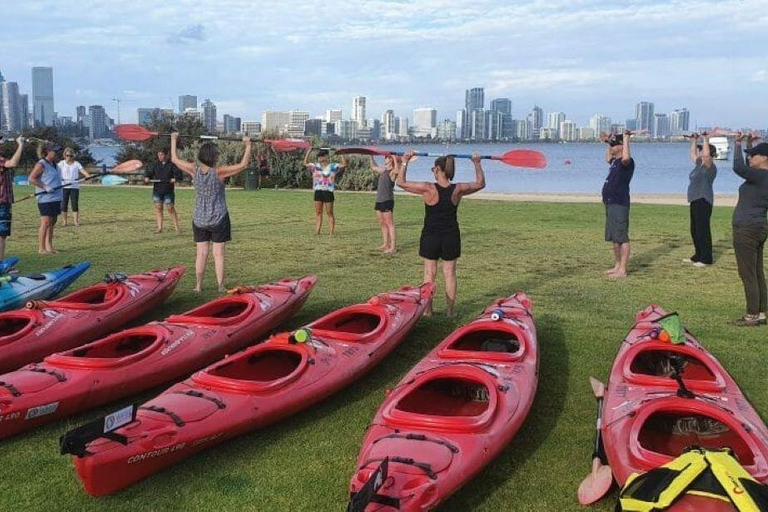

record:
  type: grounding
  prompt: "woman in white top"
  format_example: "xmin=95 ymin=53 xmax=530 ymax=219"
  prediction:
xmin=58 ymin=148 xmax=90 ymax=226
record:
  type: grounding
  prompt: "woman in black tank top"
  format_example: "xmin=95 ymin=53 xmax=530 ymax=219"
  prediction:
xmin=397 ymin=150 xmax=486 ymax=316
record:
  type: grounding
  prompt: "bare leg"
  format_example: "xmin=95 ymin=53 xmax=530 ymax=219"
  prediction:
xmin=62 ymin=210 xmax=68 ymax=227
xmin=611 ymin=242 xmax=631 ymax=278
xmin=38 ymin=217 xmax=50 ymax=254
xmin=442 ymin=259 xmax=457 ymax=317
xmin=167 ymin=204 xmax=181 ymax=234
xmin=212 ymin=242 xmax=226 ymax=292
xmin=383 ymin=211 xmax=396 ymax=253
xmin=314 ymin=201 xmax=323 ymax=235
xmin=154 ymin=203 xmax=164 ymax=233
xmin=376 ymin=210 xmax=388 ymax=250
xmin=73 ymin=211 xmax=80 ymax=226
xmin=606 ymin=243 xmax=621 ymax=274
xmin=325 ymin=201 xmax=335 ymax=235
xmin=46 ymin=216 xmax=57 ymax=253
xmin=0 ymin=236 xmax=5 ymax=260
xmin=423 ymin=259 xmax=438 ymax=316
xmin=194 ymin=242 xmax=210 ymax=292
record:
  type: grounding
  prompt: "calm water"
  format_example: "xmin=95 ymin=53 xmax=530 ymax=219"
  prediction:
xmin=89 ymin=142 xmax=743 ymax=195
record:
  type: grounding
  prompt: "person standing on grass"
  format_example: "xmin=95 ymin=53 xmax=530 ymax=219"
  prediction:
xmin=0 ymin=136 xmax=26 ymax=260
xmin=170 ymin=132 xmax=252 ymax=293
xmin=59 ymin=148 xmax=90 ymax=227
xmin=29 ymin=143 xmax=63 ymax=254
xmin=144 ymin=148 xmax=183 ymax=234
xmin=600 ymin=130 xmax=635 ymax=278
xmin=369 ymin=154 xmax=399 ymax=253
xmin=397 ymin=150 xmax=485 ymax=317
xmin=303 ymin=148 xmax=347 ymax=235
xmin=683 ymin=133 xmax=717 ymax=267
xmin=731 ymin=132 xmax=768 ymax=326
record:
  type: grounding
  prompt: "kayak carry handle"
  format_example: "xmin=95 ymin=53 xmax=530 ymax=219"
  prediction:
xmin=60 ymin=404 xmax=137 ymax=457
xmin=348 ymin=458 xmax=400 ymax=512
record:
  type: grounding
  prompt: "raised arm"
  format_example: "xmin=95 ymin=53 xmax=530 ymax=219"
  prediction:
xmin=4 ymin=137 xmax=26 ymax=168
xmin=218 ymin=137 xmax=253 ymax=180
xmin=369 ymin=156 xmax=383 ymax=174
xmin=303 ymin=148 xmax=313 ymax=169
xmin=396 ymin=150 xmax=431 ymax=195
xmin=689 ymin=133 xmax=699 ymax=164
xmin=700 ymin=133 xmax=713 ymax=170
xmin=456 ymin=152 xmax=486 ymax=197
xmin=622 ymin=130 xmax=632 ymax=165
xmin=337 ymin=154 xmax=347 ymax=171
xmin=600 ymin=132 xmax=612 ymax=163
xmin=170 ymin=133 xmax=196 ymax=177
xmin=733 ymin=133 xmax=766 ymax=183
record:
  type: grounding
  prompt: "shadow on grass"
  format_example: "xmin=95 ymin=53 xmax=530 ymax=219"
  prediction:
xmin=440 ymin=313 xmax=569 ymax=511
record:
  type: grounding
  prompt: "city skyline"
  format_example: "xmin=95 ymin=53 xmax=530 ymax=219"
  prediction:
xmin=1 ymin=1 xmax=766 ymax=128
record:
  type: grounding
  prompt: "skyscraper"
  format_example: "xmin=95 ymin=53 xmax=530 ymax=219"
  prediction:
xmin=559 ymin=120 xmax=578 ymax=142
xmin=465 ymin=88 xmax=484 ymax=138
xmin=76 ymin=106 xmax=86 ymax=125
xmin=381 ymin=110 xmax=395 ymax=140
xmin=325 ymin=109 xmax=342 ymax=123
xmin=352 ymin=97 xmax=366 ymax=128
xmin=413 ymin=107 xmax=437 ymax=137
xmin=530 ymin=105 xmax=543 ymax=133
xmin=470 ymin=109 xmax=485 ymax=140
xmin=32 ymin=67 xmax=54 ymax=127
xmin=1 ymin=81 xmax=21 ymax=133
xmin=547 ymin=112 xmax=566 ymax=137
xmin=19 ymin=94 xmax=29 ymax=130
xmin=490 ymin=98 xmax=513 ymax=140
xmin=670 ymin=108 xmax=690 ymax=134
xmin=654 ymin=113 xmax=670 ymax=139
xmin=178 ymin=95 xmax=197 ymax=113
xmin=223 ymin=114 xmax=241 ymax=134
xmin=456 ymin=109 xmax=467 ymax=140
xmin=635 ymin=101 xmax=655 ymax=136
xmin=287 ymin=110 xmax=309 ymax=138
xmin=201 ymin=99 xmax=217 ymax=132
xmin=88 ymin=105 xmax=107 ymax=139
xmin=589 ymin=114 xmax=612 ymax=135
xmin=262 ymin=111 xmax=290 ymax=133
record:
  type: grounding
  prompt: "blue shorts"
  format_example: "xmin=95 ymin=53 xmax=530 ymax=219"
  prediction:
xmin=0 ymin=203 xmax=11 ymax=237
xmin=153 ymin=191 xmax=175 ymax=204
xmin=38 ymin=201 xmax=62 ymax=218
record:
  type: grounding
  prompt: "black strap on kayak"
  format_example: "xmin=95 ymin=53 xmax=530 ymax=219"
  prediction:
xmin=172 ymin=390 xmax=226 ymax=409
xmin=669 ymin=355 xmax=696 ymax=399
xmin=103 ymin=272 xmax=128 ymax=284
xmin=140 ymin=405 xmax=185 ymax=427
xmin=372 ymin=433 xmax=460 ymax=454
xmin=26 ymin=366 xmax=67 ymax=382
xmin=60 ymin=404 xmax=137 ymax=457
xmin=362 ymin=456 xmax=437 ymax=480
xmin=347 ymin=458 xmax=401 ymax=512
xmin=0 ymin=380 xmax=21 ymax=397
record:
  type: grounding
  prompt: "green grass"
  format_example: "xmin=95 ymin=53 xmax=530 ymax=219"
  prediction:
xmin=0 ymin=186 xmax=766 ymax=511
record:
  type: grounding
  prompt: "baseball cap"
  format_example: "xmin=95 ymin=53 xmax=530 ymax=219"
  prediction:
xmin=745 ymin=143 xmax=768 ymax=157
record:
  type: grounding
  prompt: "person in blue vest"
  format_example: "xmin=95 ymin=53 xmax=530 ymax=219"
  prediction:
xmin=29 ymin=143 xmax=63 ymax=254
xmin=600 ymin=130 xmax=635 ymax=278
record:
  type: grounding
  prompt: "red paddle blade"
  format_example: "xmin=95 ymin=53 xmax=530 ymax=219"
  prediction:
xmin=577 ymin=458 xmax=614 ymax=505
xmin=115 ymin=124 xmax=158 ymax=142
xmin=494 ymin=149 xmax=547 ymax=169
xmin=334 ymin=147 xmax=391 ymax=156
xmin=265 ymin=139 xmax=311 ymax=152
xmin=110 ymin=159 xmax=143 ymax=174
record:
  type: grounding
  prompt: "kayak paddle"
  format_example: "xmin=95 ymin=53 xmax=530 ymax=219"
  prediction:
xmin=577 ymin=376 xmax=614 ymax=505
xmin=335 ymin=147 xmax=547 ymax=169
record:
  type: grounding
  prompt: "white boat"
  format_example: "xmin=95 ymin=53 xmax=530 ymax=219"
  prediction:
xmin=710 ymin=136 xmax=730 ymax=160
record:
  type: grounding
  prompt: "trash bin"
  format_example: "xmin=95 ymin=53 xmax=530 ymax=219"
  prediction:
xmin=244 ymin=167 xmax=258 ymax=190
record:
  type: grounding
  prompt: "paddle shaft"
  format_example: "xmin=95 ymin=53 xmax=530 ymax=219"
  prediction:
xmin=14 ymin=174 xmax=101 ymax=203
xmin=592 ymin=394 xmax=605 ymax=461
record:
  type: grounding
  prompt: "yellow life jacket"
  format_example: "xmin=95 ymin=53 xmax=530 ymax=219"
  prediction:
xmin=618 ymin=448 xmax=768 ymax=511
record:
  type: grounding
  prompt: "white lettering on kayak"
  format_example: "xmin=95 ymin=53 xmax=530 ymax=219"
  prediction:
xmin=126 ymin=281 xmax=141 ymax=297
xmin=0 ymin=412 xmax=21 ymax=422
xmin=161 ymin=330 xmax=195 ymax=356
xmin=192 ymin=432 xmax=223 ymax=447
xmin=35 ymin=313 xmax=64 ymax=338
xmin=126 ymin=442 xmax=186 ymax=464
xmin=25 ymin=402 xmax=59 ymax=420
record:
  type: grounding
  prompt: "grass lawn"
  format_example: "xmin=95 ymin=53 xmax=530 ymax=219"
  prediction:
xmin=1 ymin=185 xmax=766 ymax=511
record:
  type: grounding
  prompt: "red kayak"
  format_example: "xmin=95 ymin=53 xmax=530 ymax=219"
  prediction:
xmin=0 ymin=276 xmax=316 ymax=440
xmin=65 ymin=283 xmax=434 ymax=496
xmin=348 ymin=293 xmax=538 ymax=511
xmin=601 ymin=305 xmax=768 ymax=510
xmin=0 ymin=267 xmax=185 ymax=373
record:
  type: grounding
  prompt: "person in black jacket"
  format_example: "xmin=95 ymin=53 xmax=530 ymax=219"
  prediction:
xmin=144 ymin=148 xmax=183 ymax=234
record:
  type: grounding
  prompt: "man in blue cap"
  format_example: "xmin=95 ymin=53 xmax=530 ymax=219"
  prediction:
xmin=600 ymin=130 xmax=635 ymax=278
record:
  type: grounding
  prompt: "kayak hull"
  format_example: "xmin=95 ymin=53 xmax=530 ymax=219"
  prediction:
xmin=349 ymin=293 xmax=538 ymax=511
xmin=70 ymin=283 xmax=434 ymax=496
xmin=0 ymin=261 xmax=91 ymax=312
xmin=0 ymin=267 xmax=185 ymax=373
xmin=0 ymin=276 xmax=316 ymax=440
xmin=602 ymin=305 xmax=768 ymax=488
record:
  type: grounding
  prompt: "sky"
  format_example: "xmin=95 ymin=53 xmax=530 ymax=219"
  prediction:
xmin=1 ymin=0 xmax=767 ymax=127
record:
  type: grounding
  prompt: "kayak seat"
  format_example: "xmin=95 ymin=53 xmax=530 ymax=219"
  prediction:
xmin=438 ymin=322 xmax=526 ymax=362
xmin=310 ymin=306 xmax=387 ymax=342
xmin=46 ymin=328 xmax=167 ymax=369
xmin=167 ymin=296 xmax=256 ymax=327
xmin=0 ymin=313 xmax=36 ymax=346
xmin=622 ymin=344 xmax=726 ymax=393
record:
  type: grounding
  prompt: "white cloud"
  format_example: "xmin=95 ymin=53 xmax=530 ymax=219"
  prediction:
xmin=751 ymin=70 xmax=768 ymax=83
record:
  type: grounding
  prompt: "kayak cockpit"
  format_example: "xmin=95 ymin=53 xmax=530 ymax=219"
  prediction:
xmin=438 ymin=322 xmax=526 ymax=362
xmin=0 ymin=313 xmax=36 ymax=346
xmin=45 ymin=328 xmax=168 ymax=369
xmin=622 ymin=344 xmax=726 ymax=392
xmin=167 ymin=296 xmax=257 ymax=327
xmin=51 ymin=285 xmax=124 ymax=310
xmin=192 ymin=345 xmax=309 ymax=393
xmin=309 ymin=305 xmax=388 ymax=342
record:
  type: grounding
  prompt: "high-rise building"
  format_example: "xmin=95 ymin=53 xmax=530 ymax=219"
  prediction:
xmin=241 ymin=121 xmax=261 ymax=134
xmin=352 ymin=96 xmax=366 ymax=128
xmin=413 ymin=107 xmax=437 ymax=138
xmin=262 ymin=111 xmax=290 ymax=134
xmin=370 ymin=119 xmax=381 ymax=140
xmin=529 ymin=105 xmax=543 ymax=134
xmin=515 ymin=119 xmax=532 ymax=140
xmin=626 ymin=118 xmax=638 ymax=131
xmin=456 ymin=109 xmax=467 ymax=140
xmin=338 ymin=119 xmax=357 ymax=140
xmin=32 ymin=67 xmax=54 ymax=127
xmin=88 ymin=105 xmax=107 ymax=139
xmin=19 ymin=94 xmax=29 ymax=130
xmin=579 ymin=127 xmax=596 ymax=141
xmin=489 ymin=98 xmax=513 ymax=140
xmin=178 ymin=95 xmax=197 ymax=113
xmin=1 ymin=81 xmax=21 ymax=133
xmin=484 ymin=109 xmax=503 ymax=140
xmin=182 ymin=108 xmax=203 ymax=123
xmin=201 ymin=99 xmax=217 ymax=132
xmin=470 ymin=109 xmax=485 ymax=140
xmin=223 ymin=114 xmax=241 ymax=134
xmin=589 ymin=114 xmax=612 ymax=136
xmin=304 ymin=119 xmax=324 ymax=137
xmin=396 ymin=117 xmax=409 ymax=137
xmin=138 ymin=107 xmax=173 ymax=125
xmin=437 ymin=120 xmax=457 ymax=141
xmin=547 ymin=112 xmax=566 ymax=137
xmin=381 ymin=110 xmax=395 ymax=140
xmin=654 ymin=113 xmax=670 ymax=139
xmin=670 ymin=108 xmax=690 ymax=134
xmin=76 ymin=105 xmax=86 ymax=124
xmin=325 ymin=109 xmax=342 ymax=123
xmin=559 ymin=120 xmax=578 ymax=142
xmin=465 ymin=88 xmax=484 ymax=138
xmin=635 ymin=101 xmax=655 ymax=136
xmin=287 ymin=110 xmax=310 ymax=138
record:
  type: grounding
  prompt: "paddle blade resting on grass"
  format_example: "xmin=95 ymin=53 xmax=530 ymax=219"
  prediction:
xmin=115 ymin=124 xmax=159 ymax=142
xmin=577 ymin=377 xmax=614 ymax=505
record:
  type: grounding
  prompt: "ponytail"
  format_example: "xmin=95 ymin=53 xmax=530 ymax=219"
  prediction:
xmin=434 ymin=155 xmax=456 ymax=180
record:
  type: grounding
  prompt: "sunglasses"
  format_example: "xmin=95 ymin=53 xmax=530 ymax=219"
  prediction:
xmin=64 ymin=154 xmax=74 ymax=157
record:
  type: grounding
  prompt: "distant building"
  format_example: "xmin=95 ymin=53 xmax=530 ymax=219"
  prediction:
xmin=529 ymin=105 xmax=543 ymax=138
xmin=381 ymin=110 xmax=395 ymax=140
xmin=76 ymin=105 xmax=86 ymax=125
xmin=370 ymin=119 xmax=381 ymax=140
xmin=514 ymin=119 xmax=531 ymax=140
xmin=88 ymin=105 xmax=107 ymax=139
xmin=484 ymin=109 xmax=503 ymax=140
xmin=456 ymin=109 xmax=467 ymax=140
xmin=178 ymin=95 xmax=197 ymax=113
xmin=182 ymin=108 xmax=203 ymax=122
xmin=559 ymin=120 xmax=578 ymax=142
xmin=547 ymin=112 xmax=566 ymax=138
xmin=413 ymin=107 xmax=437 ymax=138
xmin=396 ymin=117 xmax=409 ymax=137
xmin=304 ymin=118 xmax=324 ymax=137
xmin=325 ymin=109 xmax=342 ymax=123
xmin=19 ymin=94 xmax=29 ymax=130
xmin=589 ymin=114 xmax=612 ymax=136
xmin=437 ymin=119 xmax=457 ymax=141
xmin=223 ymin=114 xmax=241 ymax=134
xmin=287 ymin=110 xmax=309 ymax=138
xmin=338 ymin=120 xmax=357 ymax=140
xmin=32 ymin=66 xmax=54 ymax=127
xmin=538 ymin=127 xmax=555 ymax=140
xmin=241 ymin=121 xmax=261 ymax=134
xmin=262 ymin=111 xmax=290 ymax=134
xmin=670 ymin=108 xmax=690 ymax=135
xmin=635 ymin=101 xmax=655 ymax=136
xmin=579 ymin=127 xmax=596 ymax=140
xmin=654 ymin=113 xmax=670 ymax=139
xmin=490 ymin=98 xmax=513 ymax=139
xmin=1 ymin=81 xmax=21 ymax=133
xmin=137 ymin=107 xmax=174 ymax=126
xmin=465 ymin=88 xmax=484 ymax=138
xmin=201 ymin=99 xmax=217 ymax=132
xmin=625 ymin=119 xmax=638 ymax=131
xmin=352 ymin=96 xmax=366 ymax=128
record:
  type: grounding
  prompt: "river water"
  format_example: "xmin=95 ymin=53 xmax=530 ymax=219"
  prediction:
xmin=89 ymin=142 xmax=744 ymax=195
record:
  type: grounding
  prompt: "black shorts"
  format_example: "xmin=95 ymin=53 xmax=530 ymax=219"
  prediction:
xmin=375 ymin=200 xmax=394 ymax=212
xmin=419 ymin=231 xmax=461 ymax=261
xmin=0 ymin=202 xmax=11 ymax=237
xmin=314 ymin=190 xmax=335 ymax=203
xmin=38 ymin=201 xmax=62 ymax=218
xmin=193 ymin=214 xmax=231 ymax=243
xmin=61 ymin=188 xmax=80 ymax=212
xmin=605 ymin=203 xmax=630 ymax=244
